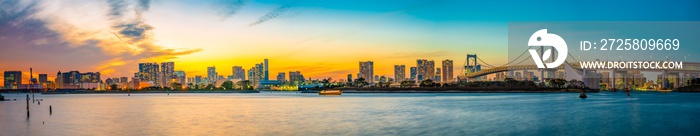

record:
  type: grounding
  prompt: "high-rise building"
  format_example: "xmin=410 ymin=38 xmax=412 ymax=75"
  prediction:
xmin=80 ymin=72 xmax=101 ymax=83
xmin=442 ymin=59 xmax=453 ymax=82
xmin=277 ymin=72 xmax=286 ymax=82
xmin=161 ymin=62 xmax=175 ymax=87
xmin=174 ymin=70 xmax=186 ymax=85
xmin=248 ymin=67 xmax=257 ymax=82
xmin=264 ymin=59 xmax=269 ymax=81
xmin=289 ymin=71 xmax=305 ymax=84
xmin=249 ymin=63 xmax=264 ymax=86
xmin=426 ymin=60 xmax=435 ymax=81
xmin=359 ymin=61 xmax=374 ymax=82
xmin=136 ymin=62 xmax=160 ymax=87
xmin=55 ymin=71 xmax=101 ymax=89
xmin=435 ymin=68 xmax=442 ymax=82
xmin=38 ymin=74 xmax=48 ymax=83
xmin=347 ymin=74 xmax=352 ymax=83
xmin=394 ymin=65 xmax=405 ymax=82
xmin=207 ymin=66 xmax=216 ymax=83
xmin=4 ymin=71 xmax=22 ymax=89
xmin=417 ymin=59 xmax=435 ymax=81
xmin=410 ymin=67 xmax=417 ymax=81
xmin=195 ymin=75 xmax=202 ymax=85
xmin=232 ymin=66 xmax=245 ymax=80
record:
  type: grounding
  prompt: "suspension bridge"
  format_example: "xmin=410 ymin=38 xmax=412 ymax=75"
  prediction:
xmin=460 ymin=47 xmax=700 ymax=89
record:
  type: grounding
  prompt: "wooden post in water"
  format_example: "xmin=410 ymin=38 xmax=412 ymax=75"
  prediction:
xmin=49 ymin=105 xmax=52 ymax=115
xmin=26 ymin=94 xmax=30 ymax=118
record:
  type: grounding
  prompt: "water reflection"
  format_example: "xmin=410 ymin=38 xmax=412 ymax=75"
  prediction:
xmin=0 ymin=92 xmax=699 ymax=135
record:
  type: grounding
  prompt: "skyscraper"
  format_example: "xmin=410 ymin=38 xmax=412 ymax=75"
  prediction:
xmin=195 ymin=75 xmax=202 ymax=85
xmin=137 ymin=62 xmax=160 ymax=87
xmin=174 ymin=70 xmax=186 ymax=85
xmin=347 ymin=74 xmax=352 ymax=83
xmin=435 ymin=68 xmax=441 ymax=82
xmin=289 ymin=71 xmax=305 ymax=84
xmin=38 ymin=74 xmax=48 ymax=83
xmin=3 ymin=71 xmax=22 ymax=89
xmin=442 ymin=59 xmax=454 ymax=82
xmin=394 ymin=65 xmax=405 ymax=82
xmin=416 ymin=59 xmax=434 ymax=81
xmin=251 ymin=63 xmax=264 ymax=85
xmin=232 ymin=66 xmax=245 ymax=80
xmin=207 ymin=66 xmax=216 ymax=83
xmin=248 ymin=66 xmax=257 ymax=82
xmin=161 ymin=62 xmax=175 ymax=87
xmin=426 ymin=60 xmax=435 ymax=81
xmin=80 ymin=72 xmax=101 ymax=83
xmin=359 ymin=61 xmax=374 ymax=83
xmin=264 ymin=59 xmax=269 ymax=81
xmin=410 ymin=67 xmax=417 ymax=81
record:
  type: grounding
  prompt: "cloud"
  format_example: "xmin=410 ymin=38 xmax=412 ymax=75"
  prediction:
xmin=248 ymin=0 xmax=315 ymax=26
xmin=0 ymin=0 xmax=200 ymax=84
xmin=215 ymin=0 xmax=250 ymax=19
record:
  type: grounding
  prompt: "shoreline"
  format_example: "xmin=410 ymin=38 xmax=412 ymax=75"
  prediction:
xmin=39 ymin=90 xmax=260 ymax=94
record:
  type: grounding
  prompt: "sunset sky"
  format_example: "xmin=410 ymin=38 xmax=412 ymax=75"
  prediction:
xmin=1 ymin=0 xmax=699 ymax=84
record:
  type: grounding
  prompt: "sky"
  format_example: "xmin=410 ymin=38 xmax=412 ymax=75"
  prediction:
xmin=1 ymin=0 xmax=699 ymax=84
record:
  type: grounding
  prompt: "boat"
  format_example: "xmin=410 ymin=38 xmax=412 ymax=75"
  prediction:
xmin=319 ymin=90 xmax=342 ymax=95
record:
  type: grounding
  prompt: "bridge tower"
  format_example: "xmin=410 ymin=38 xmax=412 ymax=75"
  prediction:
xmin=463 ymin=54 xmax=481 ymax=81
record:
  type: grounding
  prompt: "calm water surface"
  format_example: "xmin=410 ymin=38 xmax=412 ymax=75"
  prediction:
xmin=1 ymin=92 xmax=699 ymax=135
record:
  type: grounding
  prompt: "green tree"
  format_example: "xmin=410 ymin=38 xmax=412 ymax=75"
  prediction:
xmin=354 ymin=78 xmax=368 ymax=88
xmin=221 ymin=81 xmax=234 ymax=90
xmin=170 ymin=82 xmax=183 ymax=90
xmin=110 ymin=84 xmax=118 ymax=90
xmin=400 ymin=80 xmax=416 ymax=88
xmin=420 ymin=79 xmax=435 ymax=87
xmin=237 ymin=80 xmax=252 ymax=90
xmin=205 ymin=84 xmax=215 ymax=90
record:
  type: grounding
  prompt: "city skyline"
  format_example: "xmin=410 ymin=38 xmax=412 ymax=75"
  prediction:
xmin=2 ymin=0 xmax=699 ymax=85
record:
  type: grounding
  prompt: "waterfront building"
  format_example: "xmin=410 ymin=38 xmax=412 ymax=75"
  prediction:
xmin=417 ymin=59 xmax=435 ymax=81
xmin=410 ymin=67 xmax=417 ymax=81
xmin=136 ymin=62 xmax=160 ymax=87
xmin=207 ymin=66 xmax=216 ymax=83
xmin=435 ymin=68 xmax=441 ymax=82
xmin=359 ymin=61 xmax=374 ymax=83
xmin=161 ymin=62 xmax=175 ymax=87
xmin=394 ymin=65 xmax=405 ymax=82
xmin=39 ymin=74 xmax=48 ymax=83
xmin=277 ymin=72 xmax=286 ymax=82
xmin=195 ymin=75 xmax=202 ymax=85
xmin=174 ymin=70 xmax=186 ymax=85
xmin=3 ymin=71 xmax=22 ymax=89
xmin=442 ymin=59 xmax=453 ymax=82
xmin=289 ymin=71 xmax=305 ymax=84
xmin=264 ymin=59 xmax=269 ymax=81
xmin=55 ymin=71 xmax=101 ymax=89
xmin=232 ymin=66 xmax=245 ymax=80
xmin=347 ymin=74 xmax=352 ymax=83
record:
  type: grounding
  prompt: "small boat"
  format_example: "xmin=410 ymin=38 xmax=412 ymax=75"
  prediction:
xmin=319 ymin=90 xmax=342 ymax=95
